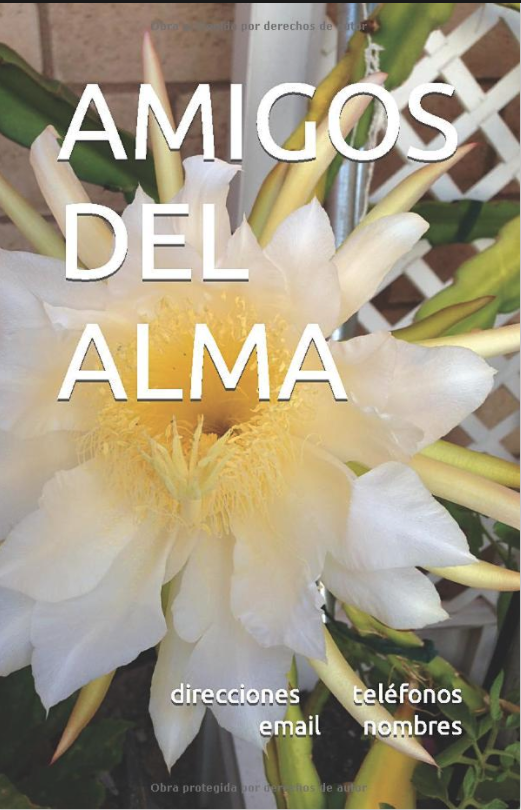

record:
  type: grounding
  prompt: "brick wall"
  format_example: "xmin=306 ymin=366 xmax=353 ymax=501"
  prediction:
xmin=0 ymin=3 xmax=518 ymax=251
xmin=0 ymin=2 xmax=235 ymax=250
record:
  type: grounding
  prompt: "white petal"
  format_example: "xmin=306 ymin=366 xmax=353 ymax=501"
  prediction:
xmin=174 ymin=534 xmax=292 ymax=748
xmin=0 ymin=429 xmax=77 ymax=537
xmin=175 ymin=156 xmax=240 ymax=259
xmin=0 ymin=586 xmax=34 ymax=675
xmin=336 ymin=462 xmax=475 ymax=571
xmin=215 ymin=218 xmax=287 ymax=318
xmin=150 ymin=583 xmax=205 ymax=770
xmin=265 ymin=199 xmax=342 ymax=335
xmin=108 ymin=186 xmax=201 ymax=304
xmin=31 ymin=525 xmax=169 ymax=709
xmin=0 ymin=248 xmax=107 ymax=335
xmin=0 ymin=461 xmax=141 ymax=602
xmin=0 ymin=326 xmax=94 ymax=437
xmin=163 ymin=528 xmax=199 ymax=584
xmin=334 ymin=214 xmax=428 ymax=322
xmin=323 ymin=557 xmax=448 ymax=629
xmin=30 ymin=127 xmax=115 ymax=270
xmin=186 ymin=614 xmax=291 ymax=749
xmin=332 ymin=333 xmax=495 ymax=451
xmin=230 ymin=447 xmax=351 ymax=659
xmin=296 ymin=387 xmax=422 ymax=467
xmin=173 ymin=532 xmax=228 ymax=643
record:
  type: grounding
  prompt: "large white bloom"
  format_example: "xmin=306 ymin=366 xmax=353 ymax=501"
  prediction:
xmin=0 ymin=131 xmax=494 ymax=767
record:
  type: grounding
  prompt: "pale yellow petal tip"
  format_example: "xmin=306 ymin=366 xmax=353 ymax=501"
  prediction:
xmin=50 ymin=672 xmax=115 ymax=765
xmin=142 ymin=29 xmax=156 ymax=61
xmin=385 ymin=730 xmax=436 ymax=766
xmin=429 ymin=561 xmax=520 ymax=592
xmin=50 ymin=731 xmax=73 ymax=765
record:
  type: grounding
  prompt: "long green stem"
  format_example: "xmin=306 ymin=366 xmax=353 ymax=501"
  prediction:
xmin=0 ymin=169 xmax=65 ymax=258
xmin=419 ymin=324 xmax=520 ymax=358
xmin=420 ymin=441 xmax=520 ymax=490
xmin=411 ymin=455 xmax=520 ymax=529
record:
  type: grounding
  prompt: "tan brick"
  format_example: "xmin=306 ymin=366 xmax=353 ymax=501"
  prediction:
xmin=0 ymin=3 xmax=43 ymax=71
xmin=0 ymin=134 xmax=48 ymax=213
xmin=48 ymin=3 xmax=234 ymax=83
xmin=0 ymin=220 xmax=35 ymax=251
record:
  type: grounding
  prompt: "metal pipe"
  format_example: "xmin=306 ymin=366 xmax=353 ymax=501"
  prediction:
xmin=329 ymin=2 xmax=378 ymax=340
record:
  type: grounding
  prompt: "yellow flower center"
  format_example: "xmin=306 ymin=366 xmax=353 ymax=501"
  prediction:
xmin=82 ymin=293 xmax=310 ymax=534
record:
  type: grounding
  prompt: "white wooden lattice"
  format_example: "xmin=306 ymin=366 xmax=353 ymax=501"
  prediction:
xmin=358 ymin=4 xmax=520 ymax=462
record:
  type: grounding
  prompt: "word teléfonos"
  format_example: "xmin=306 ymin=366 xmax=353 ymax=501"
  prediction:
xmin=59 ymin=80 xmax=459 ymax=166
xmin=355 ymin=684 xmax=465 ymax=738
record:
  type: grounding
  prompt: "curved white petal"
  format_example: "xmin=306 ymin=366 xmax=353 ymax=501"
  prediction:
xmin=0 ymin=248 xmax=107 ymax=335
xmin=334 ymin=214 xmax=428 ymax=322
xmin=335 ymin=462 xmax=475 ymax=571
xmin=150 ymin=582 xmax=205 ymax=770
xmin=265 ymin=199 xmax=342 ymax=335
xmin=331 ymin=333 xmax=495 ymax=452
xmin=0 ymin=429 xmax=77 ymax=537
xmin=0 ymin=326 xmax=95 ymax=437
xmin=31 ymin=525 xmax=169 ymax=709
xmin=322 ymin=557 xmax=448 ymax=629
xmin=0 ymin=461 xmax=142 ymax=602
xmin=0 ymin=586 xmax=34 ymax=675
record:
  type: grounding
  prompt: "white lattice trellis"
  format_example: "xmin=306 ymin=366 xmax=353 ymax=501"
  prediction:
xmin=358 ymin=4 xmax=520 ymax=462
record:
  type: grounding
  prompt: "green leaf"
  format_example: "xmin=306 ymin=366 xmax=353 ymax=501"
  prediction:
xmin=0 ymin=669 xmax=74 ymax=779
xmin=505 ymin=713 xmax=520 ymax=729
xmin=499 ymin=741 xmax=520 ymax=769
xmin=416 ymin=216 xmax=520 ymax=333
xmin=393 ymin=297 xmax=495 ymax=343
xmin=494 ymin=522 xmax=520 ymax=550
xmin=497 ymin=592 xmax=513 ymax=631
xmin=435 ymin=734 xmax=474 ymax=767
xmin=0 ymin=775 xmax=38 ymax=808
xmin=437 ymin=698 xmax=478 ymax=738
xmin=19 ymin=720 xmax=131 ymax=810
xmin=353 ymin=3 xmax=456 ymax=146
xmin=0 ymin=43 xmax=157 ymax=199
xmin=489 ymin=672 xmax=505 ymax=722
xmin=412 ymin=200 xmax=520 ymax=245
xmin=326 ymin=3 xmax=456 ymax=190
xmin=462 ymin=766 xmax=479 ymax=800
xmin=480 ymin=801 xmax=509 ymax=809
xmin=412 ymin=763 xmax=452 ymax=802
xmin=440 ymin=501 xmax=485 ymax=557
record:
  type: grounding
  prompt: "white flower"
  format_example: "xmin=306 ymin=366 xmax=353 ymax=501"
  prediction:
xmin=0 ymin=128 xmax=494 ymax=768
